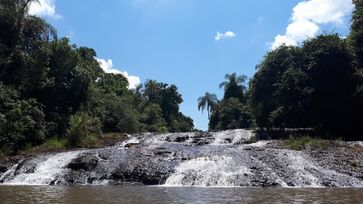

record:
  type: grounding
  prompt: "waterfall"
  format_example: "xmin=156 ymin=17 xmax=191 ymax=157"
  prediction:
xmin=164 ymin=156 xmax=252 ymax=187
xmin=2 ymin=151 xmax=82 ymax=185
xmin=212 ymin=129 xmax=254 ymax=145
xmin=0 ymin=129 xmax=362 ymax=187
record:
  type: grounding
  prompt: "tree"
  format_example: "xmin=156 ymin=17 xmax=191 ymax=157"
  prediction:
xmin=97 ymin=73 xmax=129 ymax=96
xmin=302 ymin=35 xmax=357 ymax=137
xmin=40 ymin=38 xmax=90 ymax=135
xmin=144 ymin=80 xmax=162 ymax=104
xmin=250 ymin=46 xmax=299 ymax=129
xmin=0 ymin=0 xmax=57 ymax=83
xmin=219 ymin=73 xmax=247 ymax=102
xmin=351 ymin=0 xmax=363 ymax=68
xmin=143 ymin=80 xmax=194 ymax=132
xmin=103 ymin=94 xmax=141 ymax=133
xmin=198 ymin=92 xmax=218 ymax=119
xmin=67 ymin=112 xmax=101 ymax=147
xmin=351 ymin=0 xmax=363 ymax=138
xmin=140 ymin=103 xmax=167 ymax=133
xmin=217 ymin=98 xmax=252 ymax=130
xmin=0 ymin=83 xmax=47 ymax=154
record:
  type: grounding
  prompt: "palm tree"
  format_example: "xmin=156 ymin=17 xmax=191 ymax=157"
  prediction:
xmin=0 ymin=0 xmax=57 ymax=81
xmin=144 ymin=80 xmax=160 ymax=103
xmin=198 ymin=92 xmax=218 ymax=118
xmin=219 ymin=73 xmax=247 ymax=101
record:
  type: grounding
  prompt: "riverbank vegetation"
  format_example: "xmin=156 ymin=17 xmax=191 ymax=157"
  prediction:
xmin=199 ymin=1 xmax=363 ymax=141
xmin=0 ymin=0 xmax=194 ymax=155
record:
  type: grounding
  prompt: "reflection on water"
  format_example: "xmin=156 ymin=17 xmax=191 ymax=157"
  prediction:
xmin=0 ymin=186 xmax=363 ymax=204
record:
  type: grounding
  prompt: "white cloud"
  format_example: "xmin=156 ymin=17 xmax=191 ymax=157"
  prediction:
xmin=271 ymin=0 xmax=354 ymax=49
xmin=96 ymin=58 xmax=141 ymax=90
xmin=215 ymin=31 xmax=237 ymax=41
xmin=28 ymin=0 xmax=61 ymax=19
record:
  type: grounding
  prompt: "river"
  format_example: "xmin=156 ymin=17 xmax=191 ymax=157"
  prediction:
xmin=0 ymin=130 xmax=362 ymax=203
xmin=0 ymin=186 xmax=363 ymax=203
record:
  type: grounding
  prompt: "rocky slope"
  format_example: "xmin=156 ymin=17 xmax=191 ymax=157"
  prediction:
xmin=0 ymin=130 xmax=362 ymax=187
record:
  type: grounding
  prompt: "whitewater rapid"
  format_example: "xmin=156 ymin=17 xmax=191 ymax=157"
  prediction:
xmin=0 ymin=129 xmax=362 ymax=187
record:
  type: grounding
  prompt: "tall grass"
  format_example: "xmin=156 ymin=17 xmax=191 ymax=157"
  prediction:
xmin=285 ymin=135 xmax=328 ymax=150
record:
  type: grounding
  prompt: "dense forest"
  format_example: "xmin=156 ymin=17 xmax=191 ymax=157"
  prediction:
xmin=200 ymin=1 xmax=363 ymax=140
xmin=0 ymin=0 xmax=194 ymax=154
xmin=1 ymin=1 xmax=363 ymax=155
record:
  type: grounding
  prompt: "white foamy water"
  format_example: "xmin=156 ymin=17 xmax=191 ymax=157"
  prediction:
xmin=164 ymin=156 xmax=252 ymax=187
xmin=212 ymin=129 xmax=254 ymax=145
xmin=120 ymin=137 xmax=140 ymax=148
xmin=246 ymin=141 xmax=269 ymax=148
xmin=4 ymin=151 xmax=81 ymax=185
xmin=0 ymin=163 xmax=20 ymax=182
xmin=279 ymin=150 xmax=363 ymax=188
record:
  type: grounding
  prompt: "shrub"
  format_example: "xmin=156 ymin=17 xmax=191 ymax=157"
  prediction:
xmin=0 ymin=84 xmax=47 ymax=154
xmin=67 ymin=112 xmax=101 ymax=147
xmin=285 ymin=135 xmax=328 ymax=150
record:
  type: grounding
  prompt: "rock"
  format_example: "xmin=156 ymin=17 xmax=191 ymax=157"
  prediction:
xmin=125 ymin=143 xmax=139 ymax=148
xmin=175 ymin=136 xmax=189 ymax=143
xmin=0 ymin=165 xmax=8 ymax=173
xmin=154 ymin=150 xmax=173 ymax=156
xmin=166 ymin=135 xmax=189 ymax=143
xmin=67 ymin=154 xmax=98 ymax=171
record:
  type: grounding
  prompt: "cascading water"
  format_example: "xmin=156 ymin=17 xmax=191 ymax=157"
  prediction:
xmin=1 ymin=129 xmax=362 ymax=187
xmin=2 ymin=151 xmax=82 ymax=185
xmin=164 ymin=156 xmax=252 ymax=187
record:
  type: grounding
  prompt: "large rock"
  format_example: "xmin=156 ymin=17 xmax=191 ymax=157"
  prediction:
xmin=67 ymin=154 xmax=98 ymax=171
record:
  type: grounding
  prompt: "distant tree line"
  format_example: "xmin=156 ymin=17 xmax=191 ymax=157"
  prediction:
xmin=199 ymin=1 xmax=363 ymax=140
xmin=0 ymin=0 xmax=193 ymax=154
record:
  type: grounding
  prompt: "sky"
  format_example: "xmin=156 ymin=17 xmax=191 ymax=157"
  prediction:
xmin=30 ymin=0 xmax=354 ymax=130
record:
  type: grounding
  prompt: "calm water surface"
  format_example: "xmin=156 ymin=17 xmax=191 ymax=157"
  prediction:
xmin=0 ymin=186 xmax=362 ymax=204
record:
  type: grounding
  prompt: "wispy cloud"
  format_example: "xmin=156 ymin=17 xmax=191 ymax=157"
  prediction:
xmin=215 ymin=31 xmax=237 ymax=41
xmin=28 ymin=0 xmax=61 ymax=19
xmin=96 ymin=58 xmax=141 ymax=90
xmin=271 ymin=0 xmax=353 ymax=49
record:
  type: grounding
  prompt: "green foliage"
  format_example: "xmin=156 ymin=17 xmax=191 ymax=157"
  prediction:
xmin=67 ymin=112 xmax=101 ymax=147
xmin=351 ymin=0 xmax=363 ymax=138
xmin=303 ymin=35 xmax=356 ymax=136
xmin=248 ymin=34 xmax=361 ymax=139
xmin=143 ymin=80 xmax=194 ymax=132
xmin=351 ymin=0 xmax=363 ymax=68
xmin=0 ymin=0 xmax=195 ymax=155
xmin=0 ymin=0 xmax=57 ymax=84
xmin=203 ymin=2 xmax=363 ymax=140
xmin=140 ymin=103 xmax=168 ymax=132
xmin=201 ymin=73 xmax=251 ymax=131
xmin=210 ymin=98 xmax=252 ymax=130
xmin=43 ymin=137 xmax=68 ymax=149
xmin=97 ymin=73 xmax=129 ymax=96
xmin=103 ymin=94 xmax=142 ymax=133
xmin=284 ymin=136 xmax=328 ymax=151
xmin=250 ymin=46 xmax=303 ymax=129
xmin=0 ymin=83 xmax=47 ymax=154
xmin=198 ymin=92 xmax=218 ymax=119
xmin=219 ymin=73 xmax=247 ymax=102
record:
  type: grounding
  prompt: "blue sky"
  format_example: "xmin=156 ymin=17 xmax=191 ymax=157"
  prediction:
xmin=32 ymin=0 xmax=354 ymax=130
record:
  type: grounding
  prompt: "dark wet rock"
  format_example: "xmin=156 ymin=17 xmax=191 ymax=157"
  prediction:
xmin=301 ymin=142 xmax=363 ymax=181
xmin=24 ymin=166 xmax=35 ymax=174
xmin=0 ymin=165 xmax=7 ymax=173
xmin=1 ymin=130 xmax=362 ymax=187
xmin=166 ymin=135 xmax=189 ymax=143
xmin=154 ymin=150 xmax=173 ymax=156
xmin=125 ymin=143 xmax=140 ymax=148
xmin=67 ymin=154 xmax=98 ymax=171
